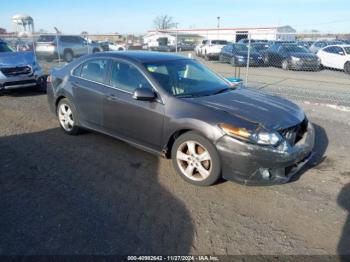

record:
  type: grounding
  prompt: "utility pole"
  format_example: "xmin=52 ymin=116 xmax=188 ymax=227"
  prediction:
xmin=217 ymin=16 xmax=221 ymax=39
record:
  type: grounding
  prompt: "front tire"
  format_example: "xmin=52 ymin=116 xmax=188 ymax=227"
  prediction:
xmin=344 ymin=61 xmax=350 ymax=74
xmin=282 ymin=59 xmax=290 ymax=70
xmin=57 ymin=98 xmax=81 ymax=135
xmin=171 ymin=131 xmax=221 ymax=186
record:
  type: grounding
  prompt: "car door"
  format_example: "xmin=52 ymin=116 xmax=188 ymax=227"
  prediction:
xmin=322 ymin=46 xmax=343 ymax=69
xmin=319 ymin=46 xmax=333 ymax=67
xmin=71 ymin=58 xmax=110 ymax=127
xmin=103 ymin=59 xmax=165 ymax=151
xmin=333 ymin=46 xmax=347 ymax=69
xmin=73 ymin=36 xmax=89 ymax=56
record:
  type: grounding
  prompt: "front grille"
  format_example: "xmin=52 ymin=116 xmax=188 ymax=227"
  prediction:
xmin=279 ymin=118 xmax=308 ymax=146
xmin=1 ymin=66 xmax=32 ymax=77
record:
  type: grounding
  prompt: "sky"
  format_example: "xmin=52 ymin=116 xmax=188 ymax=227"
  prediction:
xmin=1 ymin=0 xmax=350 ymax=34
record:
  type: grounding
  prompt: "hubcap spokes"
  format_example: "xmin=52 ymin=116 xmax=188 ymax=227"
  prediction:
xmin=176 ymin=141 xmax=212 ymax=181
xmin=58 ymin=104 xmax=74 ymax=131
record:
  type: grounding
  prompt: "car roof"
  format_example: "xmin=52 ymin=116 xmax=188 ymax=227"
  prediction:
xmin=94 ymin=51 xmax=190 ymax=63
xmin=327 ymin=44 xmax=350 ymax=48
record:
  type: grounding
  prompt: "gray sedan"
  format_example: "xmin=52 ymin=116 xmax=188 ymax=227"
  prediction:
xmin=47 ymin=52 xmax=315 ymax=186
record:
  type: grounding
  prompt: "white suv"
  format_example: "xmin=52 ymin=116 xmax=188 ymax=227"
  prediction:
xmin=317 ymin=44 xmax=350 ymax=74
xmin=199 ymin=40 xmax=228 ymax=61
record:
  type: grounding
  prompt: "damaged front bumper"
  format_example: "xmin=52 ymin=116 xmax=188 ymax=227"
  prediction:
xmin=0 ymin=67 xmax=44 ymax=90
xmin=216 ymin=123 xmax=315 ymax=185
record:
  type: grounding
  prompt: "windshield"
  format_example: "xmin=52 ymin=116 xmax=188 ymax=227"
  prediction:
xmin=344 ymin=47 xmax=350 ymax=55
xmin=211 ymin=40 xmax=227 ymax=45
xmin=144 ymin=59 xmax=231 ymax=97
xmin=37 ymin=35 xmax=56 ymax=42
xmin=0 ymin=42 xmax=13 ymax=52
xmin=233 ymin=44 xmax=248 ymax=52
xmin=252 ymin=43 xmax=269 ymax=51
xmin=283 ymin=45 xmax=310 ymax=53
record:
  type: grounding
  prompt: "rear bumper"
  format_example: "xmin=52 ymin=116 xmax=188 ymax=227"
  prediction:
xmin=216 ymin=123 xmax=315 ymax=185
xmin=290 ymin=61 xmax=320 ymax=70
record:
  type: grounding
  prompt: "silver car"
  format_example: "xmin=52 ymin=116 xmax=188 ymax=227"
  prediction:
xmin=35 ymin=35 xmax=103 ymax=62
xmin=0 ymin=40 xmax=45 ymax=93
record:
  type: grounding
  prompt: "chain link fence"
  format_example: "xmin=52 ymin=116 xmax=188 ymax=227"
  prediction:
xmin=1 ymin=31 xmax=350 ymax=106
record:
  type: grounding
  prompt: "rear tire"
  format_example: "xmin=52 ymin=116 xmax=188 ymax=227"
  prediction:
xmin=344 ymin=62 xmax=350 ymax=74
xmin=37 ymin=76 xmax=47 ymax=93
xmin=63 ymin=50 xmax=73 ymax=62
xmin=171 ymin=131 xmax=221 ymax=186
xmin=57 ymin=98 xmax=82 ymax=135
xmin=204 ymin=52 xmax=210 ymax=61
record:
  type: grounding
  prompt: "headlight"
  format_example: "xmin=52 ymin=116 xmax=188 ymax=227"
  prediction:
xmin=219 ymin=123 xmax=281 ymax=146
xmin=236 ymin=55 xmax=245 ymax=60
xmin=291 ymin=56 xmax=301 ymax=62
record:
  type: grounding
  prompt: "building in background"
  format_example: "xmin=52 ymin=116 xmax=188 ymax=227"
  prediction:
xmin=12 ymin=14 xmax=34 ymax=36
xmin=145 ymin=25 xmax=296 ymax=44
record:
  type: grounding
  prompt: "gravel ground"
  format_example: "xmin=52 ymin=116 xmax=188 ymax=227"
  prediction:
xmin=0 ymin=57 xmax=350 ymax=255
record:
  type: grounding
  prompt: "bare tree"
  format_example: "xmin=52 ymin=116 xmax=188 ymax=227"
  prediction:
xmin=153 ymin=15 xmax=176 ymax=30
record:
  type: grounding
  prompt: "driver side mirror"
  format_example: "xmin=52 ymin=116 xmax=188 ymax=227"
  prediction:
xmin=133 ymin=88 xmax=156 ymax=101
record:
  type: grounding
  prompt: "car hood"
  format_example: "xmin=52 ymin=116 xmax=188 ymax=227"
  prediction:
xmin=192 ymin=88 xmax=305 ymax=130
xmin=0 ymin=51 xmax=35 ymax=67
xmin=287 ymin=52 xmax=317 ymax=59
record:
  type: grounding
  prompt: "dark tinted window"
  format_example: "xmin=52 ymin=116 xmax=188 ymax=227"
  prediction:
xmin=281 ymin=45 xmax=310 ymax=53
xmin=72 ymin=64 xmax=83 ymax=77
xmin=0 ymin=42 xmax=13 ymax=52
xmin=110 ymin=61 xmax=152 ymax=93
xmin=211 ymin=40 xmax=228 ymax=45
xmin=80 ymin=59 xmax=108 ymax=83
xmin=37 ymin=35 xmax=56 ymax=42
xmin=233 ymin=44 xmax=248 ymax=52
xmin=324 ymin=46 xmax=344 ymax=54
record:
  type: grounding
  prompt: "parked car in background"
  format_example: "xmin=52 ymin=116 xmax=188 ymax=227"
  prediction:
xmin=309 ymin=40 xmax=343 ymax=53
xmin=177 ymin=42 xmax=195 ymax=51
xmin=317 ymin=45 xmax=350 ymax=74
xmin=199 ymin=40 xmax=228 ymax=60
xmin=47 ymin=51 xmax=315 ymax=186
xmin=106 ymin=41 xmax=126 ymax=51
xmin=149 ymin=45 xmax=176 ymax=52
xmin=195 ymin=40 xmax=208 ymax=56
xmin=237 ymin=39 xmax=268 ymax=45
xmin=35 ymin=35 xmax=103 ymax=62
xmin=0 ymin=39 xmax=45 ymax=93
xmin=219 ymin=43 xmax=264 ymax=66
xmin=296 ymin=41 xmax=314 ymax=49
xmin=264 ymin=43 xmax=321 ymax=71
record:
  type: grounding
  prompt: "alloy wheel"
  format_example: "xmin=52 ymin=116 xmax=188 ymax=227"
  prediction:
xmin=58 ymin=103 xmax=74 ymax=131
xmin=176 ymin=140 xmax=212 ymax=181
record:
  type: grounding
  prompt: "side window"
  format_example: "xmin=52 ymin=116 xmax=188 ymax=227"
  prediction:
xmin=80 ymin=59 xmax=108 ymax=83
xmin=72 ymin=64 xmax=83 ymax=77
xmin=110 ymin=61 xmax=152 ymax=93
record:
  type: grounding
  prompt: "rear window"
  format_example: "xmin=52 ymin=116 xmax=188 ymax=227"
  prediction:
xmin=37 ymin=35 xmax=56 ymax=42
